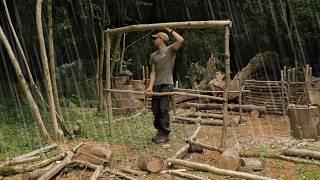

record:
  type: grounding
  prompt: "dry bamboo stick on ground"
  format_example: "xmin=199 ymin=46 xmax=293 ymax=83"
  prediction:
xmin=168 ymin=170 xmax=210 ymax=180
xmin=168 ymin=158 xmax=275 ymax=180
xmin=102 ymin=167 xmax=137 ymax=180
xmin=282 ymin=148 xmax=320 ymax=160
xmin=186 ymin=103 xmax=267 ymax=113
xmin=105 ymin=89 xmax=224 ymax=101
xmin=104 ymin=20 xmax=232 ymax=34
xmin=191 ymin=141 xmax=320 ymax=166
xmin=174 ymin=117 xmax=223 ymax=126
xmin=12 ymin=143 xmax=57 ymax=161
xmin=120 ymin=167 xmax=146 ymax=176
xmin=1 ymin=156 xmax=41 ymax=166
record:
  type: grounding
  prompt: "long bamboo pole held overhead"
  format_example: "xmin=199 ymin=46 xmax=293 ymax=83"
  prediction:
xmin=104 ymin=20 xmax=232 ymax=34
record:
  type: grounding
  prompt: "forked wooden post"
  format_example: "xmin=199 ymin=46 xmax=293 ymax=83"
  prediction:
xmin=220 ymin=25 xmax=231 ymax=148
xmin=105 ymin=32 xmax=113 ymax=136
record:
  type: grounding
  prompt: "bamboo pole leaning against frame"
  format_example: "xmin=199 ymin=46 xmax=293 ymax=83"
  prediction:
xmin=104 ymin=21 xmax=232 ymax=34
xmin=105 ymin=31 xmax=113 ymax=136
xmin=220 ymin=25 xmax=231 ymax=149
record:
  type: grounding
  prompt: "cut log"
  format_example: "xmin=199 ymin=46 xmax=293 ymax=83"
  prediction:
xmin=89 ymin=146 xmax=113 ymax=162
xmin=137 ymin=155 xmax=165 ymax=173
xmin=167 ymin=158 xmax=275 ymax=180
xmin=217 ymin=149 xmax=240 ymax=171
xmin=288 ymin=105 xmax=318 ymax=139
xmin=282 ymin=148 xmax=320 ymax=160
xmin=22 ymin=163 xmax=54 ymax=180
xmin=240 ymin=158 xmax=264 ymax=171
xmin=38 ymin=151 xmax=74 ymax=180
xmin=75 ymin=150 xmax=109 ymax=165
xmin=250 ymin=110 xmax=261 ymax=119
xmin=188 ymin=112 xmax=223 ymax=119
xmin=186 ymin=103 xmax=266 ymax=113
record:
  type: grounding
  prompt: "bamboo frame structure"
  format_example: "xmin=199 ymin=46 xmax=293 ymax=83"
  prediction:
xmin=103 ymin=20 xmax=232 ymax=147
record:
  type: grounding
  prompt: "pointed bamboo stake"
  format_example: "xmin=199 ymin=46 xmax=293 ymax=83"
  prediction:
xmin=105 ymin=32 xmax=113 ymax=135
xmin=221 ymin=25 xmax=231 ymax=149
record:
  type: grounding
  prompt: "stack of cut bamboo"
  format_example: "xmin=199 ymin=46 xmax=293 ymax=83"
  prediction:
xmin=243 ymin=80 xmax=286 ymax=114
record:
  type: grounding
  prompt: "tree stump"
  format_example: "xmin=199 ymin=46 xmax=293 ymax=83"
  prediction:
xmin=137 ymin=155 xmax=165 ymax=173
xmin=288 ymin=105 xmax=319 ymax=139
xmin=217 ymin=150 xmax=240 ymax=171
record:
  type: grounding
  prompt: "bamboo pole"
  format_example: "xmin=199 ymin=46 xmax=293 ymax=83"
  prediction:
xmin=281 ymin=70 xmax=286 ymax=116
xmin=105 ymin=89 xmax=225 ymax=101
xmin=167 ymin=158 xmax=275 ymax=180
xmin=239 ymin=74 xmax=243 ymax=123
xmin=12 ymin=143 xmax=57 ymax=161
xmin=174 ymin=117 xmax=223 ymax=126
xmin=106 ymin=32 xmax=113 ymax=136
xmin=104 ymin=20 xmax=232 ymax=34
xmin=168 ymin=171 xmax=210 ymax=180
xmin=174 ymin=88 xmax=250 ymax=94
xmin=221 ymin=25 xmax=230 ymax=149
xmin=185 ymin=103 xmax=267 ymax=113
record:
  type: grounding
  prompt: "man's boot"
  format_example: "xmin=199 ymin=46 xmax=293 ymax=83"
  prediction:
xmin=152 ymin=131 xmax=169 ymax=144
xmin=152 ymin=130 xmax=161 ymax=142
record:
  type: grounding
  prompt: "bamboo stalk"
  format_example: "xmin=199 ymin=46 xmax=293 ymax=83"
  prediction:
xmin=120 ymin=168 xmax=146 ymax=176
xmin=104 ymin=20 xmax=232 ymax=34
xmin=102 ymin=167 xmax=137 ymax=180
xmin=168 ymin=171 xmax=210 ymax=180
xmin=106 ymin=32 xmax=113 ymax=136
xmin=221 ymin=25 xmax=230 ymax=149
xmin=105 ymin=89 xmax=224 ymax=101
xmin=12 ymin=143 xmax=57 ymax=161
xmin=174 ymin=88 xmax=250 ymax=94
xmin=174 ymin=117 xmax=223 ymax=126
xmin=1 ymin=156 xmax=41 ymax=166
xmin=188 ymin=112 xmax=223 ymax=119
xmin=186 ymin=103 xmax=267 ymax=113
xmin=167 ymin=158 xmax=275 ymax=180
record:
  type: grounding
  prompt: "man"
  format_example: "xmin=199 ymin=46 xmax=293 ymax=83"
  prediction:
xmin=146 ymin=27 xmax=184 ymax=144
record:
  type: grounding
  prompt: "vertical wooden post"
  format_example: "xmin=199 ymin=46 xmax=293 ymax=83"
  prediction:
xmin=220 ymin=25 xmax=231 ymax=149
xmin=239 ymin=73 xmax=243 ymax=123
xmin=292 ymin=68 xmax=296 ymax=82
xmin=287 ymin=68 xmax=292 ymax=104
xmin=281 ymin=70 xmax=286 ymax=116
xmin=106 ymin=32 xmax=113 ymax=136
xmin=146 ymin=67 xmax=149 ymax=109
xmin=305 ymin=64 xmax=310 ymax=104
xmin=142 ymin=66 xmax=147 ymax=110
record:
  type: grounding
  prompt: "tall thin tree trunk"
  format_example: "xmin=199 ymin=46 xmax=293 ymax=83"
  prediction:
xmin=47 ymin=0 xmax=72 ymax=136
xmin=2 ymin=0 xmax=47 ymax=107
xmin=36 ymin=0 xmax=63 ymax=143
xmin=0 ymin=26 xmax=52 ymax=143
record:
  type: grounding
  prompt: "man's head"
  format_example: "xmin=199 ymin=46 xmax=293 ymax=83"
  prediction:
xmin=152 ymin=32 xmax=169 ymax=46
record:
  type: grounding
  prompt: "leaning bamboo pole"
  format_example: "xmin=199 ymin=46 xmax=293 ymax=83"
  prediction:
xmin=106 ymin=32 xmax=113 ymax=135
xmin=104 ymin=89 xmax=225 ymax=101
xmin=220 ymin=25 xmax=230 ymax=149
xmin=105 ymin=21 xmax=232 ymax=34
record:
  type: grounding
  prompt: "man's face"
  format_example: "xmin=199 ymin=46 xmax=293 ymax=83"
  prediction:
xmin=152 ymin=36 xmax=164 ymax=46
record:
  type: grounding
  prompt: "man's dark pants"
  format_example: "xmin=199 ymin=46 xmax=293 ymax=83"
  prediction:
xmin=152 ymin=84 xmax=174 ymax=135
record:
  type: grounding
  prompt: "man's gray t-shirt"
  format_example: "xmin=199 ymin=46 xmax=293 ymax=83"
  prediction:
xmin=149 ymin=45 xmax=176 ymax=85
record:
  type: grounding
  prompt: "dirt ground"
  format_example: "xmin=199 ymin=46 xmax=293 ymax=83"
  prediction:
xmin=5 ymin=111 xmax=320 ymax=180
